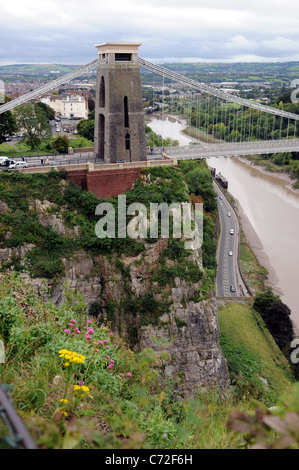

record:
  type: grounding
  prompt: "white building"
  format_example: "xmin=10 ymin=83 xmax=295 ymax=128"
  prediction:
xmin=41 ymin=93 xmax=88 ymax=119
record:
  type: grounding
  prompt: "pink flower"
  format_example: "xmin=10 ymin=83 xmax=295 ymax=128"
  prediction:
xmin=110 ymin=360 xmax=114 ymax=364
xmin=109 ymin=332 xmax=113 ymax=337
xmin=87 ymin=327 xmax=94 ymax=335
xmin=103 ymin=339 xmax=109 ymax=344
xmin=85 ymin=334 xmax=92 ymax=340
xmin=106 ymin=346 xmax=109 ymax=349
xmin=78 ymin=381 xmax=85 ymax=386
xmin=16 ymin=296 xmax=21 ymax=300
xmin=70 ymin=319 xmax=76 ymax=324
xmin=48 ymin=285 xmax=52 ymax=289
xmin=107 ymin=364 xmax=113 ymax=369
xmin=64 ymin=329 xmax=71 ymax=334
xmin=98 ymin=340 xmax=103 ymax=345
xmin=106 ymin=356 xmax=110 ymax=359
xmin=126 ymin=373 xmax=132 ymax=377
xmin=57 ymin=322 xmax=61 ymax=326
xmin=119 ymin=373 xmax=124 ymax=378
xmin=87 ymin=320 xmax=92 ymax=324
xmin=74 ymin=328 xmax=80 ymax=334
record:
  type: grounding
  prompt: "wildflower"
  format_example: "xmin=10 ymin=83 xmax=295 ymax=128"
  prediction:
xmin=70 ymin=319 xmax=76 ymax=324
xmin=78 ymin=381 xmax=85 ymax=386
xmin=74 ymin=328 xmax=80 ymax=334
xmin=60 ymin=398 xmax=68 ymax=405
xmin=106 ymin=346 xmax=109 ymax=349
xmin=107 ymin=364 xmax=113 ymax=370
xmin=87 ymin=327 xmax=94 ymax=335
xmin=120 ymin=373 xmax=124 ymax=378
xmin=64 ymin=329 xmax=71 ymax=334
xmin=73 ymin=385 xmax=81 ymax=391
xmin=126 ymin=373 xmax=132 ymax=377
xmin=98 ymin=340 xmax=103 ymax=345
xmin=103 ymin=339 xmax=109 ymax=344
xmin=48 ymin=285 xmax=52 ymax=289
xmin=87 ymin=320 xmax=92 ymax=324
xmin=109 ymin=332 xmax=113 ymax=337
xmin=85 ymin=334 xmax=92 ymax=340
xmin=59 ymin=349 xmax=85 ymax=366
xmin=81 ymin=385 xmax=90 ymax=393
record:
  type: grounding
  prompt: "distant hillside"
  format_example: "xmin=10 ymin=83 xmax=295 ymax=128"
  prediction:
xmin=0 ymin=64 xmax=80 ymax=74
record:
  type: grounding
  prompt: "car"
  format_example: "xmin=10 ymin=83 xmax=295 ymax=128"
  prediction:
xmin=219 ymin=196 xmax=223 ymax=200
xmin=56 ymin=128 xmax=60 ymax=132
xmin=227 ymin=212 xmax=231 ymax=217
xmin=228 ymin=251 xmax=233 ymax=256
xmin=9 ymin=161 xmax=28 ymax=169
xmin=230 ymin=229 xmax=234 ymax=235
xmin=230 ymin=285 xmax=236 ymax=293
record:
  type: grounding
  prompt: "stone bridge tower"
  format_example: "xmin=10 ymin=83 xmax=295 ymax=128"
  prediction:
xmin=94 ymin=42 xmax=147 ymax=163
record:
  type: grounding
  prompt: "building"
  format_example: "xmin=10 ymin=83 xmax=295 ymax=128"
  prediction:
xmin=41 ymin=93 xmax=88 ymax=119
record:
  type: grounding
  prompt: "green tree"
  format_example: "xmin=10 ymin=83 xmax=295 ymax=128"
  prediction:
xmin=51 ymin=135 xmax=70 ymax=154
xmin=263 ymin=301 xmax=294 ymax=352
xmin=77 ymin=119 xmax=94 ymax=142
xmin=253 ymin=288 xmax=280 ymax=317
xmin=14 ymin=102 xmax=51 ymax=150
xmin=0 ymin=96 xmax=18 ymax=144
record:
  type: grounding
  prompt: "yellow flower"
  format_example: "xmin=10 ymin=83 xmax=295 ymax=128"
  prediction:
xmin=60 ymin=398 xmax=68 ymax=404
xmin=81 ymin=386 xmax=90 ymax=393
xmin=73 ymin=385 xmax=81 ymax=391
xmin=64 ymin=362 xmax=70 ymax=367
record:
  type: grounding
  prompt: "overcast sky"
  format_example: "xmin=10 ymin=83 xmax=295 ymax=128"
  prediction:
xmin=1 ymin=0 xmax=299 ymax=65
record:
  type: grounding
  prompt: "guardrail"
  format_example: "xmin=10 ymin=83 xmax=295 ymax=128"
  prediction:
xmin=0 ymin=384 xmax=37 ymax=449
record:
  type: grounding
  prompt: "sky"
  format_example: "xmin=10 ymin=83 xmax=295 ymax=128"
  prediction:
xmin=1 ymin=0 xmax=299 ymax=65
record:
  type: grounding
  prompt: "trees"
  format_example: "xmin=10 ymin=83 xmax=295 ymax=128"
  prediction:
xmin=253 ymin=288 xmax=280 ymax=316
xmin=0 ymin=96 xmax=18 ymax=144
xmin=14 ymin=102 xmax=52 ymax=150
xmin=263 ymin=301 xmax=294 ymax=351
xmin=76 ymin=119 xmax=94 ymax=142
xmin=253 ymin=288 xmax=294 ymax=354
xmin=51 ymin=135 xmax=69 ymax=154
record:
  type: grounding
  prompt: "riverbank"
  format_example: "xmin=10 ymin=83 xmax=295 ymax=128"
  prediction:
xmin=237 ymin=155 xmax=299 ymax=195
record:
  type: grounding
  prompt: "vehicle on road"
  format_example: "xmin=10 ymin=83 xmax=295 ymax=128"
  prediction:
xmin=227 ymin=212 xmax=231 ymax=217
xmin=228 ymin=251 xmax=233 ymax=256
xmin=0 ymin=157 xmax=11 ymax=166
xmin=219 ymin=196 xmax=223 ymax=200
xmin=9 ymin=161 xmax=28 ymax=169
xmin=230 ymin=285 xmax=236 ymax=293
xmin=230 ymin=229 xmax=234 ymax=235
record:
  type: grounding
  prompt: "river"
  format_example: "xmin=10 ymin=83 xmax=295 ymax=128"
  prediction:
xmin=148 ymin=114 xmax=299 ymax=329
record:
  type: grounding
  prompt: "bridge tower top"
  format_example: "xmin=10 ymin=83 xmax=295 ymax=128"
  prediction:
xmin=94 ymin=42 xmax=142 ymax=64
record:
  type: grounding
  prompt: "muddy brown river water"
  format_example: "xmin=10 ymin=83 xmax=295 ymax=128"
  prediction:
xmin=149 ymin=114 xmax=299 ymax=329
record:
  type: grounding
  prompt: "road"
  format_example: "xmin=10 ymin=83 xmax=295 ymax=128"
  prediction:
xmin=214 ymin=181 xmax=248 ymax=298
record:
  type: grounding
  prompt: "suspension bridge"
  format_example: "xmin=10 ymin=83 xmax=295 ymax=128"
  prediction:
xmin=1 ymin=47 xmax=299 ymax=160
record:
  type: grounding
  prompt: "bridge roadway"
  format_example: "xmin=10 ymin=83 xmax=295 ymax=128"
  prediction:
xmin=163 ymin=138 xmax=299 ymax=159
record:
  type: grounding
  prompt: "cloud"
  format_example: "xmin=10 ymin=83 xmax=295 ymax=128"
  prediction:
xmin=1 ymin=0 xmax=299 ymax=64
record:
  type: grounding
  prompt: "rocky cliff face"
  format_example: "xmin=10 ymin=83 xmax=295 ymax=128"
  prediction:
xmin=0 ymin=181 xmax=230 ymax=395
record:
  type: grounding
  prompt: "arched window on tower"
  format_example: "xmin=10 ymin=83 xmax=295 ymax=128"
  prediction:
xmin=99 ymin=76 xmax=105 ymax=108
xmin=124 ymin=96 xmax=129 ymax=128
xmin=125 ymin=132 xmax=130 ymax=150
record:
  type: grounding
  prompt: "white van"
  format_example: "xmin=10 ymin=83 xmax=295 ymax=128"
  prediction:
xmin=0 ymin=156 xmax=10 ymax=166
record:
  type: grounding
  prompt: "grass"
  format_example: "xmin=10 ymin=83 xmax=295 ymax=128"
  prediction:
xmin=239 ymin=234 xmax=268 ymax=296
xmin=218 ymin=302 xmax=294 ymax=405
